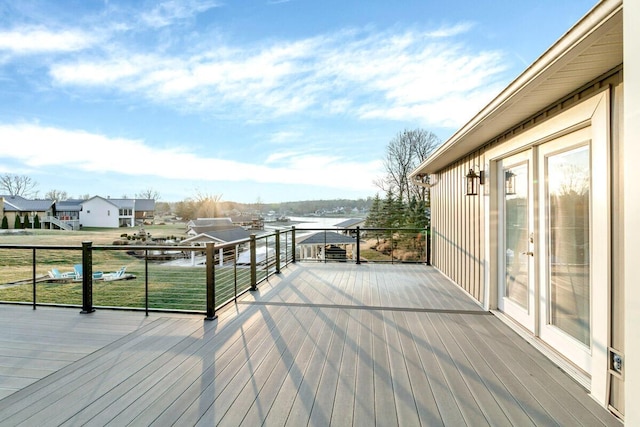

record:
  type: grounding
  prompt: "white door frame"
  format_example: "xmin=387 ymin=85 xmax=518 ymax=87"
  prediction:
xmin=485 ymin=91 xmax=610 ymax=404
xmin=498 ymin=150 xmax=535 ymax=332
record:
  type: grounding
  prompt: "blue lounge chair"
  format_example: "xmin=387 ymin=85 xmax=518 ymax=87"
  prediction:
xmin=48 ymin=268 xmax=75 ymax=280
xmin=72 ymin=264 xmax=104 ymax=280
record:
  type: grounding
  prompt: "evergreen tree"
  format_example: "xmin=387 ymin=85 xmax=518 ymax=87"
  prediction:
xmin=365 ymin=194 xmax=382 ymax=227
xmin=14 ymin=214 xmax=21 ymax=229
xmin=34 ymin=214 xmax=40 ymax=229
xmin=1 ymin=215 xmax=8 ymax=229
xmin=365 ymin=193 xmax=384 ymax=244
xmin=22 ymin=212 xmax=30 ymax=229
xmin=405 ymin=196 xmax=428 ymax=229
xmin=403 ymin=196 xmax=429 ymax=257
xmin=380 ymin=190 xmax=403 ymax=244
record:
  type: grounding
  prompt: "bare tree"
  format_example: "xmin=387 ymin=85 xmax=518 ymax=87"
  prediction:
xmin=175 ymin=198 xmax=197 ymax=220
xmin=195 ymin=191 xmax=223 ymax=218
xmin=374 ymin=129 xmax=440 ymax=204
xmin=45 ymin=189 xmax=69 ymax=201
xmin=0 ymin=174 xmax=38 ymax=197
xmin=136 ymin=187 xmax=161 ymax=200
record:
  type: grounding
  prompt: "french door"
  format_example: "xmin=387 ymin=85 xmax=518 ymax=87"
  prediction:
xmin=537 ymin=128 xmax=593 ymax=372
xmin=499 ymin=126 xmax=599 ymax=374
xmin=499 ymin=151 xmax=535 ymax=332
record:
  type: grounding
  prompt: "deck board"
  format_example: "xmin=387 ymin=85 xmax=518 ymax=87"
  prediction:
xmin=329 ymin=307 xmax=360 ymax=426
xmin=0 ymin=263 xmax=622 ymax=426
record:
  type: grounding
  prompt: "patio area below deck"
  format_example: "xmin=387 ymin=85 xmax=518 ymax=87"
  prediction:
xmin=0 ymin=263 xmax=621 ymax=426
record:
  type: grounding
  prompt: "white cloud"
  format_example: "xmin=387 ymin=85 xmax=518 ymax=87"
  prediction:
xmin=0 ymin=123 xmax=380 ymax=192
xmin=44 ymin=23 xmax=507 ymax=128
xmin=426 ymin=22 xmax=475 ymax=38
xmin=268 ymin=131 xmax=303 ymax=144
xmin=141 ymin=0 xmax=221 ymax=28
xmin=0 ymin=27 xmax=97 ymax=54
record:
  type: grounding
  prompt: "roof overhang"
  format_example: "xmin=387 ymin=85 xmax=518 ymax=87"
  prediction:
xmin=411 ymin=0 xmax=623 ymax=176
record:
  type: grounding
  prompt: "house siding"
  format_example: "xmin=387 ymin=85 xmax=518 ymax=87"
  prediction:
xmin=623 ymin=1 xmax=640 ymax=424
xmin=431 ymin=150 xmax=488 ymax=304
xmin=429 ymin=69 xmax=624 ymax=413
xmin=80 ymin=198 xmax=119 ymax=228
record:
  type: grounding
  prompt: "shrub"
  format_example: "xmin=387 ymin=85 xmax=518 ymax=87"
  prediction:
xmin=401 ymin=251 xmax=418 ymax=261
xmin=22 ymin=213 xmax=29 ymax=229
xmin=1 ymin=216 xmax=8 ymax=229
xmin=376 ymin=242 xmax=391 ymax=254
xmin=33 ymin=214 xmax=40 ymax=229
xmin=14 ymin=215 xmax=21 ymax=229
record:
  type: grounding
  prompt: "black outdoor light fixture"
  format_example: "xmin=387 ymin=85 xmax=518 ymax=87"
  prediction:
xmin=505 ymin=170 xmax=516 ymax=195
xmin=465 ymin=168 xmax=485 ymax=196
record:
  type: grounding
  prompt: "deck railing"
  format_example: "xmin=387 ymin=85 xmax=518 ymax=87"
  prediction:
xmin=0 ymin=230 xmax=294 ymax=318
xmin=293 ymin=226 xmax=430 ymax=264
xmin=0 ymin=226 xmax=429 ymax=316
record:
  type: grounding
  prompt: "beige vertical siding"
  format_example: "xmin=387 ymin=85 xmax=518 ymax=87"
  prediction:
xmin=431 ymin=150 xmax=486 ymax=304
xmin=429 ymin=69 xmax=625 ymax=413
xmin=430 ymin=70 xmax=622 ymax=313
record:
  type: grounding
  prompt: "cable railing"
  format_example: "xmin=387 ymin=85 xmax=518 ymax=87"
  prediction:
xmin=294 ymin=226 xmax=430 ymax=264
xmin=0 ymin=226 xmax=429 ymax=316
xmin=0 ymin=229 xmax=295 ymax=318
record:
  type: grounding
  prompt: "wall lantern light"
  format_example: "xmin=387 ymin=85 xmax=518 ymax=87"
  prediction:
xmin=465 ymin=168 xmax=485 ymax=196
xmin=505 ymin=170 xmax=516 ymax=195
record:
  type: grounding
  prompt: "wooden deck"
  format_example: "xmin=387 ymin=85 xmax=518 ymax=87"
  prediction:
xmin=0 ymin=263 xmax=621 ymax=426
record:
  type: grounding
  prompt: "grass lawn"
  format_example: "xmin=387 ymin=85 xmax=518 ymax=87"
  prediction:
xmin=0 ymin=224 xmax=250 ymax=311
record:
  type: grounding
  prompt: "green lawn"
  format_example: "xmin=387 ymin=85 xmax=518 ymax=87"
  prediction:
xmin=0 ymin=264 xmax=256 ymax=312
xmin=0 ymin=224 xmax=259 ymax=311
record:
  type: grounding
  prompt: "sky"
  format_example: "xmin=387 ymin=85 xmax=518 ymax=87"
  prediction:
xmin=0 ymin=0 xmax=599 ymax=204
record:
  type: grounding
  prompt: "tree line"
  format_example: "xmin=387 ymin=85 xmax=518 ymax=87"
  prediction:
xmin=367 ymin=128 xmax=440 ymax=230
xmin=2 ymin=128 xmax=439 ymax=225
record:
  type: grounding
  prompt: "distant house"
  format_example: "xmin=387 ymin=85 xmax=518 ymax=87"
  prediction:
xmin=0 ymin=195 xmax=156 ymax=229
xmin=181 ymin=218 xmax=252 ymax=267
xmin=186 ymin=218 xmax=234 ymax=232
xmin=296 ymin=231 xmax=357 ymax=260
xmin=106 ymin=198 xmax=156 ymax=227
xmin=79 ymin=196 xmax=156 ymax=228
xmin=184 ymin=218 xmax=250 ymax=244
xmin=79 ymin=196 xmax=120 ymax=228
xmin=0 ymin=195 xmax=54 ymax=229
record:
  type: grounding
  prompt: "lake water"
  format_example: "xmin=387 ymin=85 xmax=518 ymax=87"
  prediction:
xmin=286 ymin=217 xmax=354 ymax=229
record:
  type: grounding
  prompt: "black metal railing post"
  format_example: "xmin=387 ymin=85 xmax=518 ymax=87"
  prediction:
xmin=144 ymin=249 xmax=149 ymax=316
xmin=275 ymin=229 xmax=281 ymax=274
xmin=250 ymin=234 xmax=257 ymax=291
xmin=32 ymin=248 xmax=36 ymax=310
xmin=234 ymin=245 xmax=238 ymax=299
xmin=80 ymin=241 xmax=94 ymax=314
xmin=323 ymin=230 xmax=327 ymax=263
xmin=426 ymin=231 xmax=431 ymax=265
xmin=356 ymin=226 xmax=361 ymax=264
xmin=205 ymin=242 xmax=217 ymax=321
xmin=291 ymin=227 xmax=296 ymax=263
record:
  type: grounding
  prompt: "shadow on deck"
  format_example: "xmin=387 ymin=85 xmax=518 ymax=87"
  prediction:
xmin=0 ymin=263 xmax=621 ymax=426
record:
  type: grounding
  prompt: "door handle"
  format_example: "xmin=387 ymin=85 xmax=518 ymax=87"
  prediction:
xmin=521 ymin=251 xmax=534 ymax=257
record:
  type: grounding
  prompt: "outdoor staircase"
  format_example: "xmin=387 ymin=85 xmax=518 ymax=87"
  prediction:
xmin=43 ymin=216 xmax=74 ymax=231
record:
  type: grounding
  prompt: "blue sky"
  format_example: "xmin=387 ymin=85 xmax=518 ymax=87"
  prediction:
xmin=0 ymin=0 xmax=597 ymax=203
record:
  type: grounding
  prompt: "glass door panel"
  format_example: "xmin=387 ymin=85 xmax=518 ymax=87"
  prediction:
xmin=537 ymin=126 xmax=596 ymax=374
xmin=505 ymin=163 xmax=530 ymax=308
xmin=499 ymin=150 xmax=535 ymax=332
xmin=545 ymin=145 xmax=590 ymax=345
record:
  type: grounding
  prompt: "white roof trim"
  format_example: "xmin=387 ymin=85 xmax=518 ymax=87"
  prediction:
xmin=412 ymin=0 xmax=622 ymax=175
